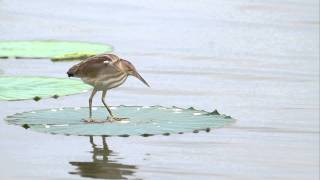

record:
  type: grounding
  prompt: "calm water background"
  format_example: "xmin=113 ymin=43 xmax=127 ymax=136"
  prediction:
xmin=0 ymin=0 xmax=319 ymax=179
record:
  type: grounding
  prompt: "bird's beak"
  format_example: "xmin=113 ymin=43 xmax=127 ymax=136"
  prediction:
xmin=132 ymin=71 xmax=150 ymax=87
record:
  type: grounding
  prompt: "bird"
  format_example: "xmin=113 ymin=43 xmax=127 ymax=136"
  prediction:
xmin=67 ymin=53 xmax=149 ymax=122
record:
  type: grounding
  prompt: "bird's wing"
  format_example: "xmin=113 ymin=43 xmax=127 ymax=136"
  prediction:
xmin=74 ymin=53 xmax=122 ymax=78
xmin=79 ymin=53 xmax=119 ymax=66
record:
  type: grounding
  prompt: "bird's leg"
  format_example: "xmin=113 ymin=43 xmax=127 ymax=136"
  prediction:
xmin=101 ymin=90 xmax=127 ymax=122
xmin=102 ymin=90 xmax=114 ymax=118
xmin=85 ymin=88 xmax=97 ymax=122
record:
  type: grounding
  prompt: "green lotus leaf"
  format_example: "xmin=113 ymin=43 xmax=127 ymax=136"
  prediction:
xmin=0 ymin=40 xmax=113 ymax=59
xmin=51 ymin=52 xmax=97 ymax=61
xmin=5 ymin=106 xmax=236 ymax=136
xmin=0 ymin=76 xmax=91 ymax=101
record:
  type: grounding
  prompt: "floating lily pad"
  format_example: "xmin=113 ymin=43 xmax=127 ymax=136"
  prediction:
xmin=51 ymin=52 xmax=97 ymax=61
xmin=0 ymin=40 xmax=113 ymax=59
xmin=0 ymin=76 xmax=91 ymax=101
xmin=5 ymin=106 xmax=236 ymax=137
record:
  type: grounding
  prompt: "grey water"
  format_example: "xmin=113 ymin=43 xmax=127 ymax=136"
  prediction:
xmin=0 ymin=0 xmax=319 ymax=179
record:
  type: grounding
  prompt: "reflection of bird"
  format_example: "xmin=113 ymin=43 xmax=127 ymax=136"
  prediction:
xmin=67 ymin=54 xmax=149 ymax=122
xmin=69 ymin=136 xmax=137 ymax=179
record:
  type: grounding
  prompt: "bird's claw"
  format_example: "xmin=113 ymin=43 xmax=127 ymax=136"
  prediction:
xmin=83 ymin=117 xmax=129 ymax=123
xmin=83 ymin=118 xmax=96 ymax=123
xmin=107 ymin=116 xmax=128 ymax=122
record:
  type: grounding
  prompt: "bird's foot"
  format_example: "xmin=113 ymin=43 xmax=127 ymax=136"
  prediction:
xmin=83 ymin=118 xmax=96 ymax=123
xmin=106 ymin=116 xmax=129 ymax=122
xmin=83 ymin=117 xmax=129 ymax=123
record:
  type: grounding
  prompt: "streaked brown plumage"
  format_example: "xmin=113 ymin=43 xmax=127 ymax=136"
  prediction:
xmin=67 ymin=53 xmax=149 ymax=122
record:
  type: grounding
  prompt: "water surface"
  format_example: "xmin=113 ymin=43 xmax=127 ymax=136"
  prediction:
xmin=0 ymin=0 xmax=319 ymax=179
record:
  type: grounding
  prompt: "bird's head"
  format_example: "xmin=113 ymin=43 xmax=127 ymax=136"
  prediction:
xmin=120 ymin=59 xmax=150 ymax=87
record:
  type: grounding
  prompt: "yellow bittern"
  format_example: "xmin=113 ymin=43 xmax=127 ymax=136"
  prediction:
xmin=67 ymin=54 xmax=149 ymax=122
